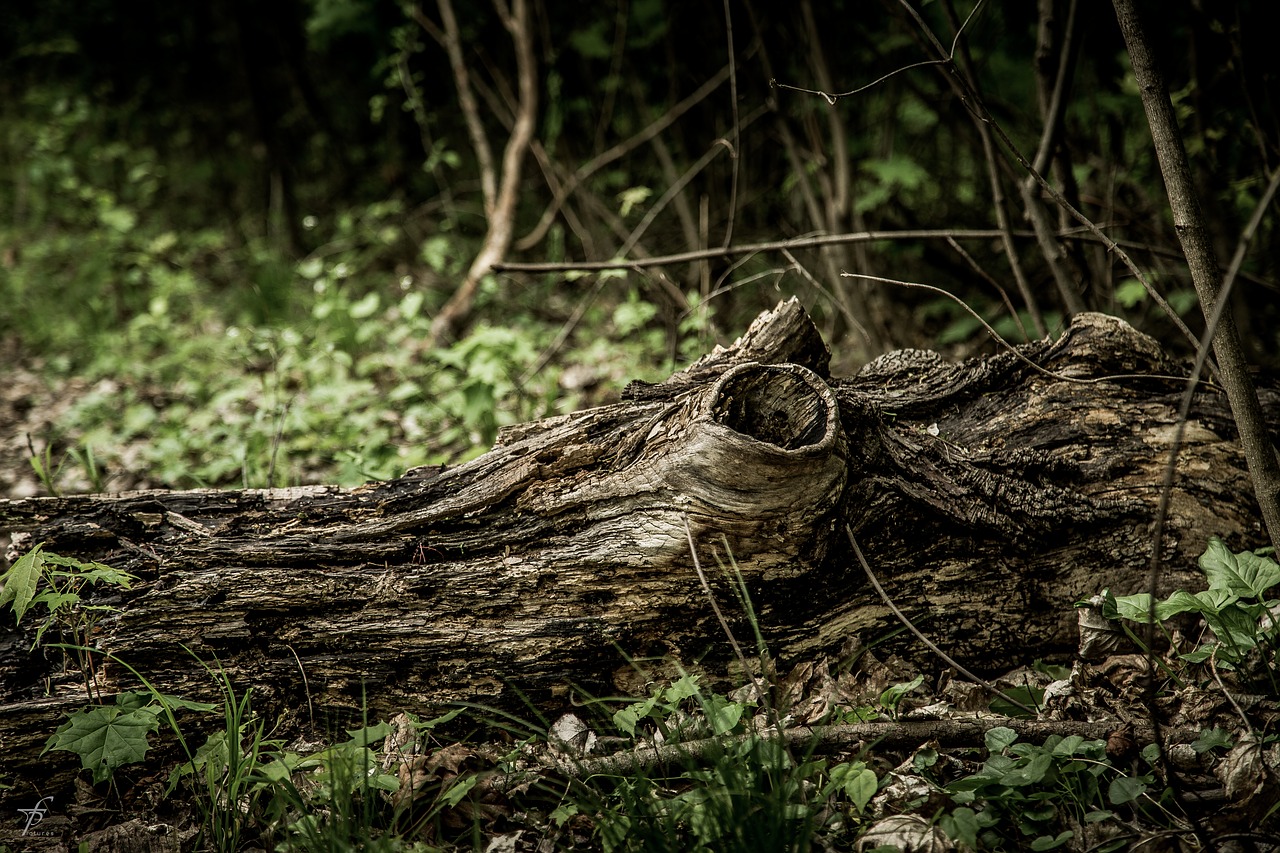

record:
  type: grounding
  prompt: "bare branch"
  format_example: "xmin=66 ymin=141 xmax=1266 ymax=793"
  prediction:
xmin=515 ymin=65 xmax=733 ymax=252
xmin=429 ymin=0 xmax=538 ymax=345
xmin=422 ymin=1 xmax=497 ymax=214
xmin=482 ymin=717 xmax=1203 ymax=795
xmin=494 ymin=228 xmax=1014 ymax=273
xmin=719 ymin=0 xmax=740 ymax=248
xmin=903 ymin=0 xmax=1047 ymax=336
xmin=890 ymin=0 xmax=1206 ymax=365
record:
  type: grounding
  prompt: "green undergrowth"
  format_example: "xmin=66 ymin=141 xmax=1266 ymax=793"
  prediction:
xmin=1093 ymin=536 xmax=1280 ymax=692
xmin=2 ymin=92 xmax=707 ymax=493
xmin=8 ymin=198 xmax=705 ymax=493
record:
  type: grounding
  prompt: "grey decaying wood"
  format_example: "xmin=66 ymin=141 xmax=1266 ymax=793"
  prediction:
xmin=1 ymin=298 xmax=1277 ymax=801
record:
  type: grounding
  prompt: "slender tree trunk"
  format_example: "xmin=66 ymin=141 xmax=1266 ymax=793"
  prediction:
xmin=1112 ymin=0 xmax=1280 ymax=551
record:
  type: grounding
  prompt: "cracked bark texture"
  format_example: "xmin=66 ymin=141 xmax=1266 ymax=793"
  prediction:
xmin=2 ymin=298 xmax=1276 ymax=802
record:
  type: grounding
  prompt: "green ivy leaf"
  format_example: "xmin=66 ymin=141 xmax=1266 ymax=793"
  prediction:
xmin=989 ymin=685 xmax=1043 ymax=718
xmin=32 ymin=590 xmax=80 ymax=616
xmin=343 ymin=720 xmax=392 ymax=747
xmin=413 ymin=706 xmax=465 ymax=732
xmin=1031 ymin=831 xmax=1074 ymax=850
xmin=613 ymin=695 xmax=657 ymax=738
xmin=837 ymin=765 xmax=878 ymax=813
xmin=441 ymin=774 xmax=477 ymax=807
xmin=703 ymin=693 xmax=744 ymax=736
xmin=940 ymin=806 xmax=980 ymax=848
xmin=664 ymin=674 xmax=701 ymax=704
xmin=1153 ymin=589 xmax=1202 ymax=621
xmin=551 ymin=803 xmax=579 ymax=826
xmin=880 ymin=674 xmax=924 ymax=714
xmin=44 ymin=705 xmax=161 ymax=784
xmin=1192 ymin=727 xmax=1233 ymax=753
xmin=1110 ymin=592 xmax=1155 ymax=622
xmin=1051 ymin=735 xmax=1088 ymax=757
xmin=1107 ymin=775 xmax=1147 ymax=804
xmin=985 ymin=726 xmax=1019 ymax=753
xmin=1200 ymin=537 xmax=1280 ymax=599
xmin=1000 ymin=752 xmax=1053 ymax=787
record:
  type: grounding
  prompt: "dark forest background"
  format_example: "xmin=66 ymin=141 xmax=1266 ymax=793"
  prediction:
xmin=3 ymin=0 xmax=1279 ymax=490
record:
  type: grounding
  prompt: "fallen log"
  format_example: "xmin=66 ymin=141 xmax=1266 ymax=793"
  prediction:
xmin=1 ymin=298 xmax=1275 ymax=802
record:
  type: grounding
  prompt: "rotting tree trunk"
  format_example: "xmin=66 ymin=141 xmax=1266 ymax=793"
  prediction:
xmin=2 ymin=298 xmax=1276 ymax=798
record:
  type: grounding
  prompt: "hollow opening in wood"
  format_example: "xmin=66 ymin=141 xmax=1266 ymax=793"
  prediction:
xmin=710 ymin=365 xmax=831 ymax=451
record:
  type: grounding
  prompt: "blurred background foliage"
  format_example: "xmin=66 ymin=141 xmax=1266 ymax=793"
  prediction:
xmin=2 ymin=0 xmax=1278 ymax=492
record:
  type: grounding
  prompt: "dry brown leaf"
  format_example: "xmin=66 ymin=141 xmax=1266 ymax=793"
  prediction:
xmin=857 ymin=814 xmax=952 ymax=852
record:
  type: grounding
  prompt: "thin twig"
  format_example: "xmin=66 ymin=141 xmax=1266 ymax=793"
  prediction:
xmin=421 ymin=2 xmax=496 ymax=214
xmin=720 ymin=0 xmax=740 ymax=249
xmin=429 ymin=0 xmax=538 ymax=344
xmin=841 ymin=272 xmax=1217 ymax=390
xmin=944 ymin=236 xmax=1029 ymax=341
xmin=1138 ymin=164 xmax=1280 ymax=763
xmin=479 ymin=717 xmax=1202 ymax=795
xmin=287 ymin=644 xmax=314 ymax=727
xmin=620 ymin=105 xmax=768 ymax=258
xmin=495 ymin=228 xmax=1016 ymax=272
xmin=918 ymin=0 xmax=1045 ymax=335
xmin=1221 ymin=167 xmax=1280 ymax=317
xmin=515 ymin=65 xmax=733 ymax=251
xmin=781 ymin=247 xmax=871 ymax=346
xmin=591 ymin=0 xmax=628 ymax=154
xmin=845 ymin=525 xmax=1038 ymax=716
xmin=1208 ymin=654 xmax=1255 ymax=737
xmin=1029 ymin=0 xmax=1080 ymax=178
xmin=518 ymin=277 xmax=609 ymax=387
xmin=892 ymin=0 xmax=1208 ymax=366
xmin=769 ymin=0 xmax=985 ymax=104
xmin=684 ymin=513 xmax=755 ymax=691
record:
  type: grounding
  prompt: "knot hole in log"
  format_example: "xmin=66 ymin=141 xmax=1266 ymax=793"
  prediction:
xmin=710 ymin=364 xmax=833 ymax=451
xmin=664 ymin=363 xmax=847 ymax=581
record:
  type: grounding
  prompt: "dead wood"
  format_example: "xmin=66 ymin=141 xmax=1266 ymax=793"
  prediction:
xmin=2 ymin=297 xmax=1277 ymax=800
xmin=485 ymin=718 xmax=1206 ymax=795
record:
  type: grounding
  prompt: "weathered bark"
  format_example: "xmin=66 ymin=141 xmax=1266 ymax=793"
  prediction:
xmin=2 ymin=298 xmax=1276 ymax=802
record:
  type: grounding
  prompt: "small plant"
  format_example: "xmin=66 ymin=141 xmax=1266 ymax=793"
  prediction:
xmin=878 ymin=674 xmax=925 ymax=720
xmin=940 ymin=727 xmax=1169 ymax=851
xmin=26 ymin=438 xmax=64 ymax=496
xmin=263 ymin=720 xmax=404 ymax=851
xmin=1091 ymin=537 xmax=1280 ymax=689
xmin=553 ymin=530 xmax=881 ymax=851
xmin=570 ymin=674 xmax=879 ymax=852
xmin=38 ymin=644 xmax=417 ymax=850
xmin=0 ymin=544 xmax=136 ymax=694
xmin=172 ymin=663 xmax=283 ymax=853
xmin=43 ymin=690 xmax=216 ymax=784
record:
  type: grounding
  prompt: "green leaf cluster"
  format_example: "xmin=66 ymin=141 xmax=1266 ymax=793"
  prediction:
xmin=575 ymin=674 xmax=882 ymax=851
xmin=0 ymin=544 xmax=136 ymax=654
xmin=941 ymin=727 xmax=1160 ymax=852
xmin=1100 ymin=537 xmax=1280 ymax=673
